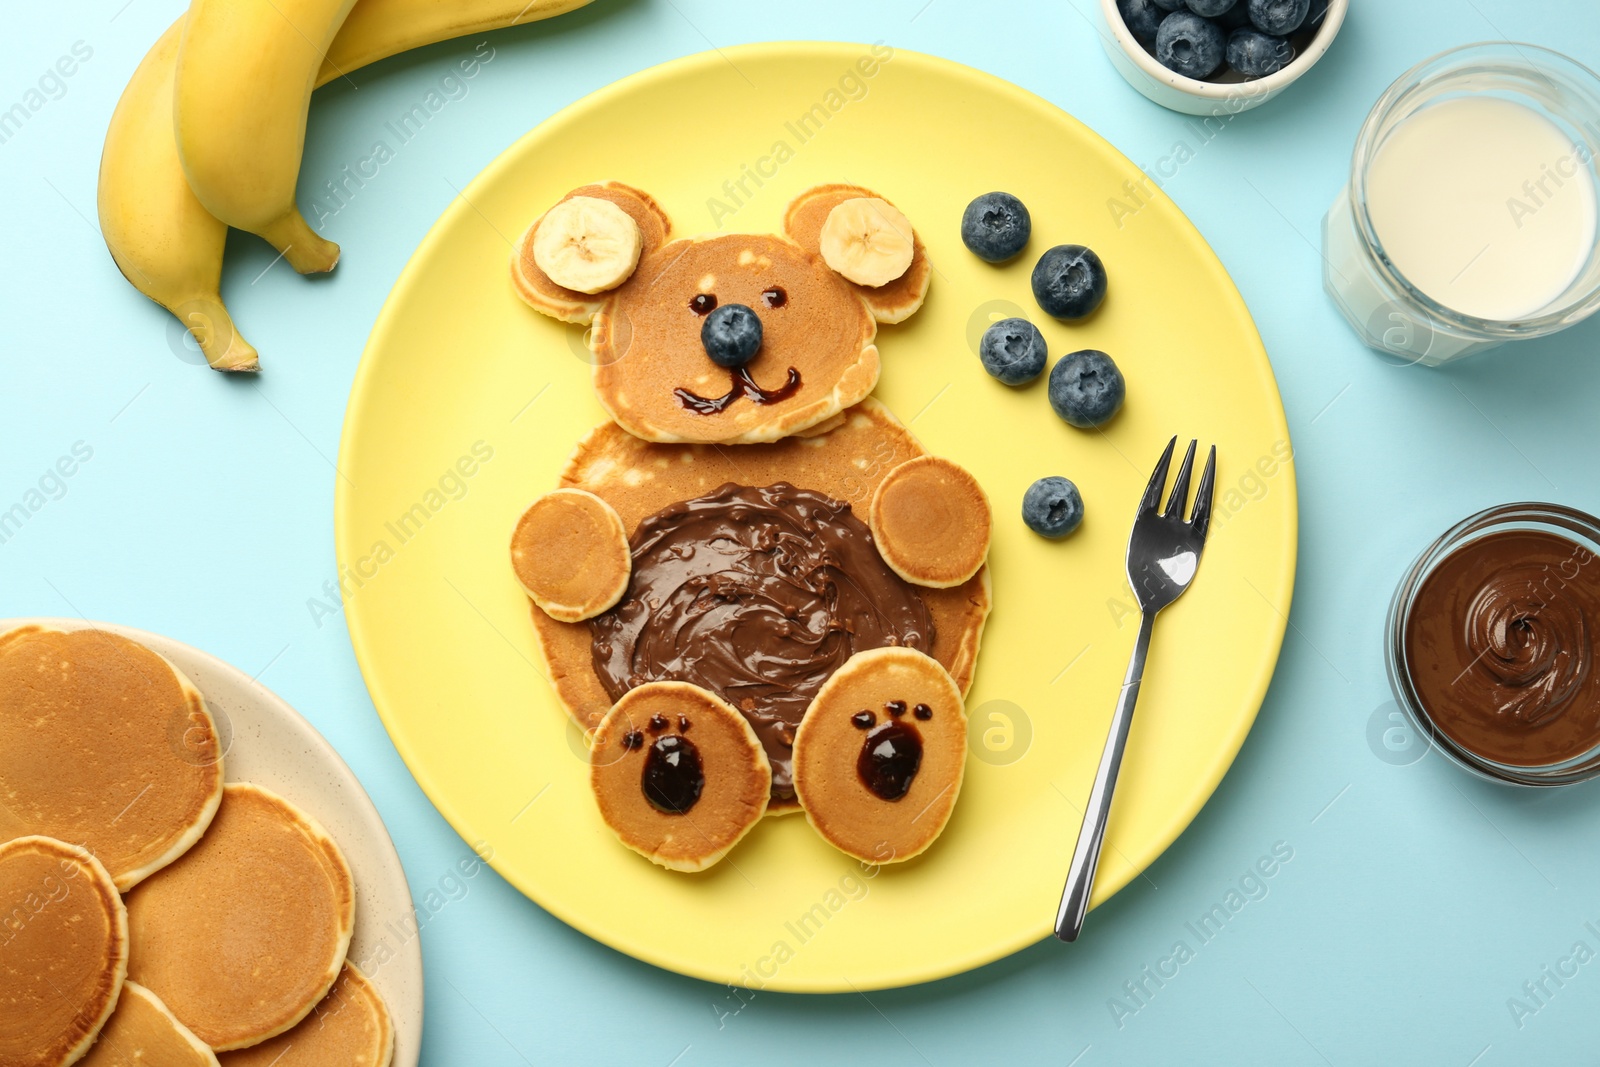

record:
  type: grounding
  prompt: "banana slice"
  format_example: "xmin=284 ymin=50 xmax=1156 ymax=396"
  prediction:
xmin=532 ymin=196 xmax=643 ymax=294
xmin=818 ymin=197 xmax=915 ymax=288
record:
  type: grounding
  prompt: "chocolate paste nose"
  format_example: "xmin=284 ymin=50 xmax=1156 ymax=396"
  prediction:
xmin=700 ymin=303 xmax=763 ymax=369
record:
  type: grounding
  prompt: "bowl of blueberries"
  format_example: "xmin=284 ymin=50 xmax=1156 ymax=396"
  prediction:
xmin=1102 ymin=0 xmax=1345 ymax=115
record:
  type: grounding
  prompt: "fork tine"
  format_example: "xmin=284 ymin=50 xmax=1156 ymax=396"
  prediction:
xmin=1138 ymin=436 xmax=1177 ymax=516
xmin=1163 ymin=440 xmax=1197 ymax=518
xmin=1190 ymin=445 xmax=1217 ymax=539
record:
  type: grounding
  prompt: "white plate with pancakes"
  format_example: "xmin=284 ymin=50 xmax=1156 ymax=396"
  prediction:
xmin=0 ymin=618 xmax=422 ymax=1066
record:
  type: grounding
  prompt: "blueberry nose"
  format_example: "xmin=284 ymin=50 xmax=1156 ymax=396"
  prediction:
xmin=701 ymin=303 xmax=763 ymax=369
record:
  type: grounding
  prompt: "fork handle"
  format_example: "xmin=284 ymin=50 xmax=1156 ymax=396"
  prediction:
xmin=1055 ymin=611 xmax=1155 ymax=942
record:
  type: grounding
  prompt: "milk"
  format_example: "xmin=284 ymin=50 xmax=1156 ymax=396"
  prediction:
xmin=1364 ymin=95 xmax=1596 ymax=321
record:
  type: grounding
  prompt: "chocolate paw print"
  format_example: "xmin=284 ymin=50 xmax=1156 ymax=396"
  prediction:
xmin=849 ymin=698 xmax=935 ymax=801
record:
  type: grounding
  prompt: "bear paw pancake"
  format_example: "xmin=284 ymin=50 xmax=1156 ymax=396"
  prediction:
xmin=0 ymin=836 xmax=127 ymax=1067
xmin=218 ymin=963 xmax=393 ymax=1067
xmin=792 ymin=648 xmax=968 ymax=864
xmin=0 ymin=626 xmax=224 ymax=891
xmin=590 ymin=682 xmax=770 ymax=872
xmin=511 ymin=488 xmax=630 ymax=622
xmin=869 ymin=456 xmax=993 ymax=588
xmin=124 ymin=783 xmax=355 ymax=1052
xmin=79 ymin=983 xmax=218 ymax=1067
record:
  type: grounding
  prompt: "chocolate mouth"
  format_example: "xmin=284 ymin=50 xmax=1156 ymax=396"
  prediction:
xmin=674 ymin=366 xmax=802 ymax=415
xmin=588 ymin=482 xmax=934 ymax=802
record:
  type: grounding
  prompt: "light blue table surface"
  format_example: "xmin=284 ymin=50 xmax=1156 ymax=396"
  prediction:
xmin=6 ymin=0 xmax=1600 ymax=1062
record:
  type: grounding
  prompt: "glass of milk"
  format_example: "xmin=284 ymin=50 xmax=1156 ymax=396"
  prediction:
xmin=1323 ymin=43 xmax=1600 ymax=365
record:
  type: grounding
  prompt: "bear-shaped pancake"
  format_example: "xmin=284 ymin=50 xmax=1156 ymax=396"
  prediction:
xmin=507 ymin=182 xmax=988 ymax=851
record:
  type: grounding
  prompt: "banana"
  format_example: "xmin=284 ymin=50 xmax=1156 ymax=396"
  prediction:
xmin=532 ymin=197 xmax=643 ymax=294
xmin=319 ymin=0 xmax=593 ymax=77
xmin=99 ymin=0 xmax=596 ymax=369
xmin=98 ymin=19 xmax=258 ymax=371
xmin=819 ymin=197 xmax=916 ymax=288
xmin=174 ymin=0 xmax=358 ymax=275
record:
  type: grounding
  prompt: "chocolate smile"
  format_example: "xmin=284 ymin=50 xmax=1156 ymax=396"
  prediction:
xmin=674 ymin=365 xmax=803 ymax=415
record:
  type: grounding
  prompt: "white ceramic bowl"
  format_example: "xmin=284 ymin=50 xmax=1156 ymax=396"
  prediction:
xmin=1099 ymin=0 xmax=1347 ymax=115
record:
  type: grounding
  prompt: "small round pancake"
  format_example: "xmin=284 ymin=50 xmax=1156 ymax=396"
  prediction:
xmin=784 ymin=184 xmax=931 ymax=324
xmin=0 ymin=626 xmax=224 ymax=891
xmin=511 ymin=488 xmax=631 ymax=622
xmin=792 ymin=648 xmax=967 ymax=865
xmin=512 ymin=182 xmax=671 ymax=324
xmin=79 ymin=982 xmax=217 ymax=1067
xmin=217 ymin=963 xmax=392 ymax=1067
xmin=0 ymin=836 xmax=127 ymax=1067
xmin=124 ymin=784 xmax=355 ymax=1052
xmin=590 ymin=682 xmax=770 ymax=872
xmin=869 ymin=456 xmax=993 ymax=588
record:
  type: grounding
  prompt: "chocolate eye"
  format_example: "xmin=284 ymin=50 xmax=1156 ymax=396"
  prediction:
xmin=761 ymin=287 xmax=787 ymax=309
xmin=885 ymin=700 xmax=907 ymax=718
xmin=648 ymin=714 xmax=669 ymax=733
xmin=622 ymin=730 xmax=644 ymax=750
xmin=914 ymin=703 xmax=932 ymax=720
xmin=689 ymin=293 xmax=718 ymax=315
xmin=678 ymin=714 xmax=691 ymax=732
xmin=851 ymin=710 xmax=875 ymax=729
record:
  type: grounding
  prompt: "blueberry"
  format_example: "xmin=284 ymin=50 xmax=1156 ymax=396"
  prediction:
xmin=961 ymin=192 xmax=1031 ymax=263
xmin=700 ymin=303 xmax=762 ymax=368
xmin=1227 ymin=29 xmax=1294 ymax=76
xmin=1185 ymin=0 xmax=1235 ymax=17
xmin=1031 ymin=244 xmax=1107 ymax=321
xmin=1116 ymin=0 xmax=1163 ymax=45
xmin=1022 ymin=477 xmax=1085 ymax=539
xmin=978 ymin=318 xmax=1048 ymax=385
xmin=1154 ymin=12 xmax=1226 ymax=79
xmin=1048 ymin=350 xmax=1125 ymax=428
xmin=1247 ymin=0 xmax=1308 ymax=35
xmin=1150 ymin=0 xmax=1184 ymax=10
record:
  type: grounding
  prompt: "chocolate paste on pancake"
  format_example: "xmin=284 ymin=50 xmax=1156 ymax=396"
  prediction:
xmin=1405 ymin=529 xmax=1600 ymax=765
xmin=590 ymin=482 xmax=934 ymax=800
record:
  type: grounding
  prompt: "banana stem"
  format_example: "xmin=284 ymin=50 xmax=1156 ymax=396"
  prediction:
xmin=176 ymin=295 xmax=260 ymax=372
xmin=259 ymin=210 xmax=341 ymax=274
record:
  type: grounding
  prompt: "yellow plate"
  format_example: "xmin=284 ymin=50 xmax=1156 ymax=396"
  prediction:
xmin=336 ymin=43 xmax=1296 ymax=992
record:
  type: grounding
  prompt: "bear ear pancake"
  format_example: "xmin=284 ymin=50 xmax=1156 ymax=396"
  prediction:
xmin=784 ymin=184 xmax=930 ymax=324
xmin=512 ymin=181 xmax=672 ymax=324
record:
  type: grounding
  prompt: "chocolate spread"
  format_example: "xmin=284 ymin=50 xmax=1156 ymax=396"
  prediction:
xmin=1405 ymin=529 xmax=1600 ymax=765
xmin=590 ymin=483 xmax=934 ymax=800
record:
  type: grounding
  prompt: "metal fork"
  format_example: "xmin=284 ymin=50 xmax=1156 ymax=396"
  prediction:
xmin=1055 ymin=437 xmax=1216 ymax=942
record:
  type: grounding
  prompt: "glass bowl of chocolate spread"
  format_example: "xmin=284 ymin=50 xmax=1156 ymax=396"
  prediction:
xmin=1388 ymin=502 xmax=1600 ymax=785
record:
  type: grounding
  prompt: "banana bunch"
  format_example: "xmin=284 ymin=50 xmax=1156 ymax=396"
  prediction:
xmin=98 ymin=0 xmax=594 ymax=372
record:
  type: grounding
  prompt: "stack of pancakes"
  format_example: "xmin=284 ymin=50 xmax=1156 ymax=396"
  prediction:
xmin=0 ymin=626 xmax=393 ymax=1067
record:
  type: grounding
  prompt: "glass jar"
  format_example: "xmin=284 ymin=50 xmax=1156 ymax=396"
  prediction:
xmin=1323 ymin=43 xmax=1600 ymax=366
xmin=1386 ymin=502 xmax=1600 ymax=786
